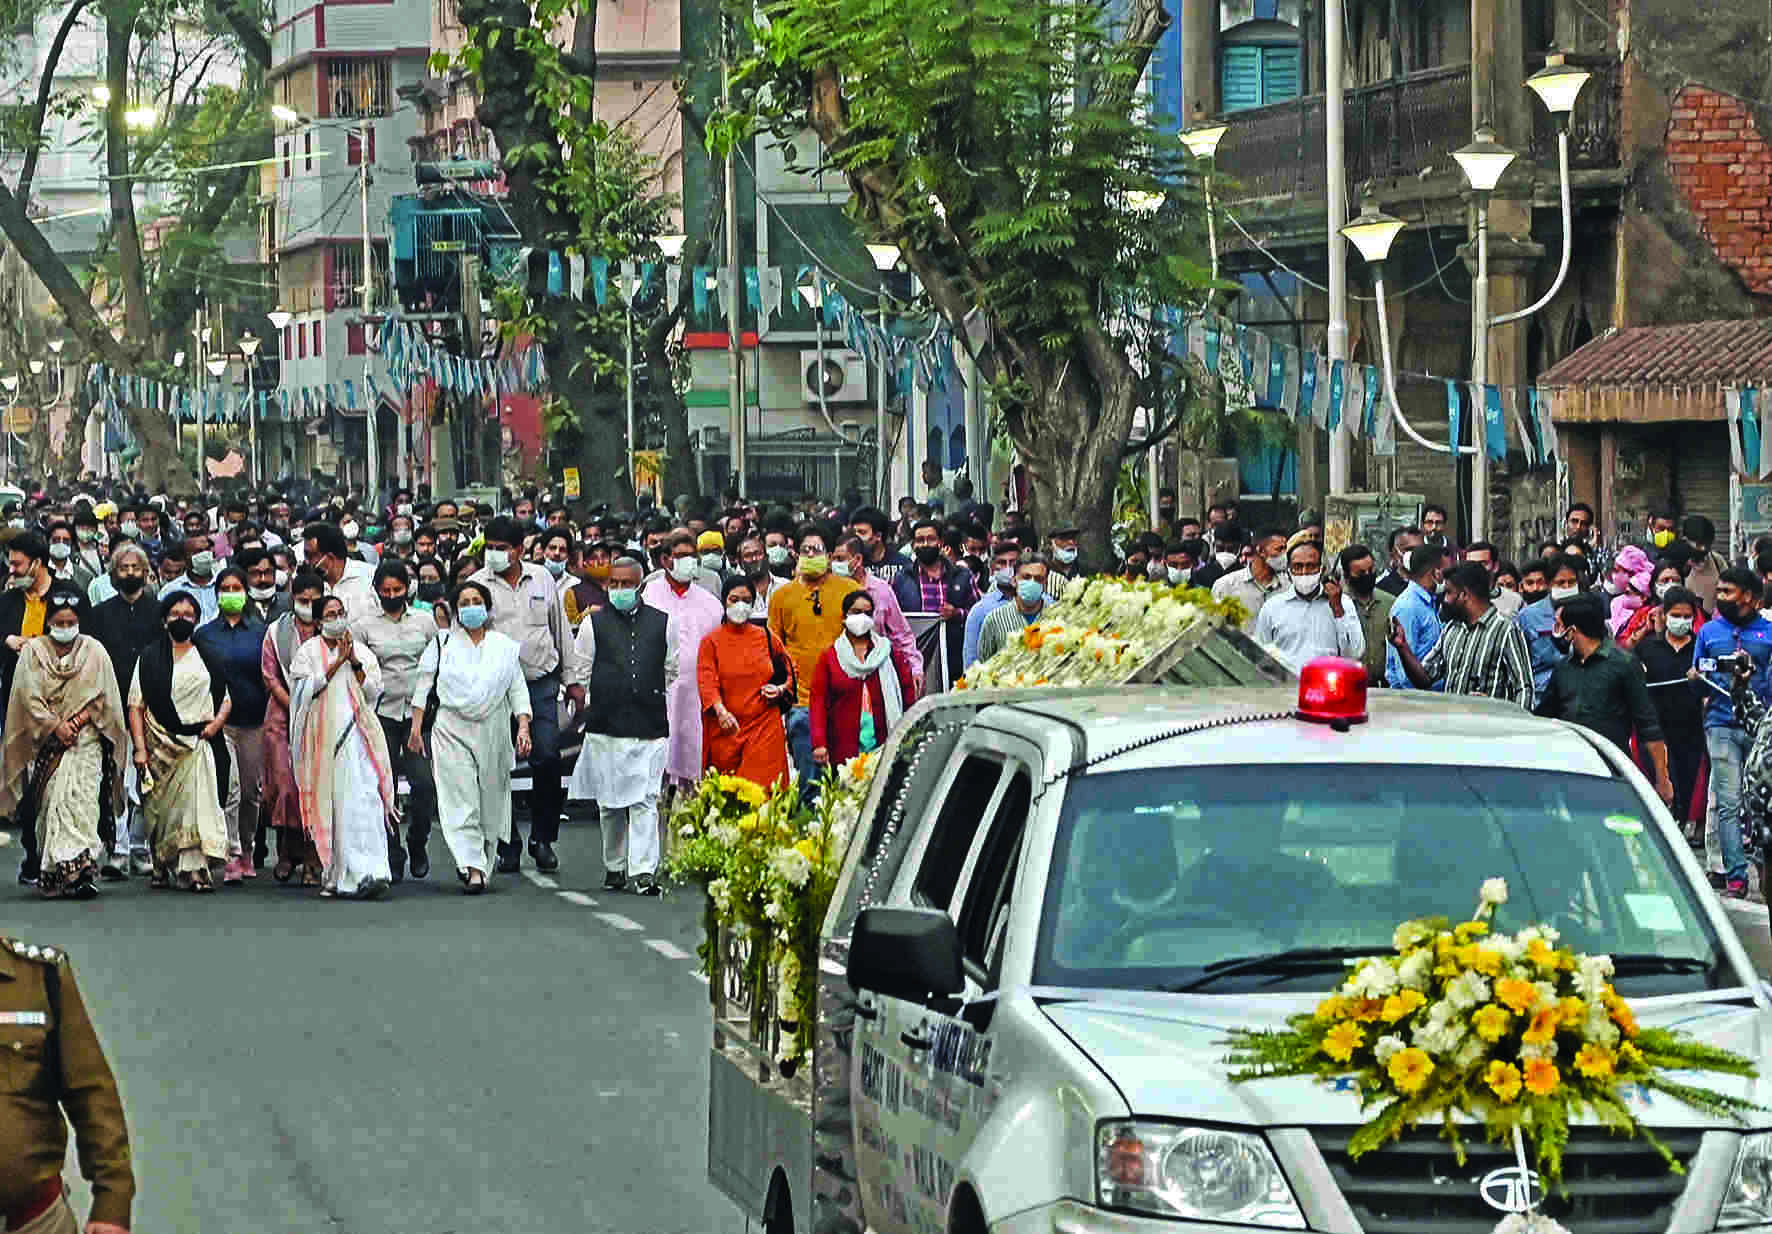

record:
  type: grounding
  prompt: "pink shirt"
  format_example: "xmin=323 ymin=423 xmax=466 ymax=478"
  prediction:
xmin=861 ymin=570 xmax=924 ymax=679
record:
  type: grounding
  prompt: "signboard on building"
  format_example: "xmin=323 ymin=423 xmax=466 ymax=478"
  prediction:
xmin=563 ymin=466 xmax=580 ymax=499
xmin=1738 ymin=480 xmax=1772 ymax=553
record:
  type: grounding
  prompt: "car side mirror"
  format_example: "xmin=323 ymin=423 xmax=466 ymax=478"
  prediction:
xmin=848 ymin=907 xmax=963 ymax=1004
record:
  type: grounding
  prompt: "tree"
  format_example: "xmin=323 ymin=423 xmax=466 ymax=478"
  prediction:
xmin=0 ymin=0 xmax=271 ymax=489
xmin=721 ymin=0 xmax=1219 ymax=558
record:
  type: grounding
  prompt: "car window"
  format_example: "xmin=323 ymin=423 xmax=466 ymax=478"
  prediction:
xmin=1034 ymin=764 xmax=1735 ymax=997
xmin=912 ymin=753 xmax=1004 ymax=911
xmin=957 ymin=771 xmax=1031 ymax=986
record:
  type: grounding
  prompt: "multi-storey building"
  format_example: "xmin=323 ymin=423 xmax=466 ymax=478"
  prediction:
xmin=264 ymin=0 xmax=429 ymax=491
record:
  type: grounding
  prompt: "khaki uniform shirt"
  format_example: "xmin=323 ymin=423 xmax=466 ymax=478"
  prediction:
xmin=0 ymin=938 xmax=134 ymax=1228
xmin=351 ymin=606 xmax=440 ymax=720
xmin=470 ymin=562 xmax=575 ymax=683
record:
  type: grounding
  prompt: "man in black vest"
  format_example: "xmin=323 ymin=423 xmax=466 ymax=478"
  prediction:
xmin=565 ymin=555 xmax=675 ymax=895
xmin=85 ymin=543 xmax=162 ymax=879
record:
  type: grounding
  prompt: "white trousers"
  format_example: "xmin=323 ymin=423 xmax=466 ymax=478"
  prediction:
xmin=599 ymin=794 xmax=660 ymax=877
xmin=433 ymin=709 xmax=512 ymax=879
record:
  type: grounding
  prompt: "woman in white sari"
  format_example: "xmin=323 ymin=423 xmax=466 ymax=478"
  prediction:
xmin=409 ymin=580 xmax=531 ymax=894
xmin=129 ymin=591 xmax=232 ymax=892
xmin=0 ymin=590 xmax=128 ymax=899
xmin=289 ymin=595 xmax=398 ymax=900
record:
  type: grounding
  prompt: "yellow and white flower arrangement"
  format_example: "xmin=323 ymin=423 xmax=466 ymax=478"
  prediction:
xmin=1224 ymin=880 xmax=1758 ymax=1185
xmin=958 ymin=576 xmax=1250 ymax=690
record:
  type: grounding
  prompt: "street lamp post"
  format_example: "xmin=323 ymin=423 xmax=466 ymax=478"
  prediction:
xmin=205 ymin=353 xmax=227 ymax=478
xmin=1179 ymin=117 xmax=1229 ymax=285
xmin=866 ymin=243 xmax=900 ymax=508
xmin=0 ymin=374 xmax=17 ymax=483
xmin=1453 ymin=126 xmax=1518 ymax=542
xmin=267 ymin=308 xmax=291 ymax=490
xmin=240 ymin=332 xmax=261 ymax=490
xmin=650 ymin=235 xmax=687 ymax=502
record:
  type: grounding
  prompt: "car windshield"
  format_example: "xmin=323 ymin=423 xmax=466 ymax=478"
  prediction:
xmin=1035 ymin=764 xmax=1738 ymax=997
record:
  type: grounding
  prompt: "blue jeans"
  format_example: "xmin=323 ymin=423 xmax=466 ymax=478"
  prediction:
xmin=1708 ymin=726 xmax=1752 ymax=884
xmin=786 ymin=706 xmax=815 ymax=791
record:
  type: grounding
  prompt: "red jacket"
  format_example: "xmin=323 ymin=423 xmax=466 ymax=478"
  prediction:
xmin=808 ymin=641 xmax=918 ymax=765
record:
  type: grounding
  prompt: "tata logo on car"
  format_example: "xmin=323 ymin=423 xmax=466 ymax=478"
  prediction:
xmin=1478 ymin=1164 xmax=1544 ymax=1214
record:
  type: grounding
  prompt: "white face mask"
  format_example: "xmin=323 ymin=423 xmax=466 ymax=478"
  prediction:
xmin=1054 ymin=546 xmax=1078 ymax=566
xmin=1167 ymin=566 xmax=1191 ymax=586
xmin=725 ymin=601 xmax=753 ymax=625
xmin=393 ymin=529 xmax=413 ymax=546
xmin=700 ymin=552 xmax=725 ymax=573
xmin=992 ymin=567 xmax=1015 ymax=591
xmin=669 ymin=556 xmax=698 ymax=583
xmin=190 ymin=551 xmax=216 ymax=576
xmin=294 ymin=601 xmax=314 ymax=623
xmin=1655 ymin=580 xmax=1676 ymax=599
xmin=1265 ymin=553 xmax=1288 ymax=574
xmin=1144 ymin=559 xmax=1165 ymax=579
xmin=1216 ymin=551 xmax=1237 ymax=569
xmin=1666 ymin=616 xmax=1694 ymax=638
xmin=48 ymin=625 xmax=78 ymax=645
xmin=484 ymin=548 xmax=511 ymax=573
xmin=275 ymin=569 xmax=289 ymax=588
xmin=831 ymin=560 xmax=854 ymax=578
xmin=48 ymin=542 xmax=70 ymax=561
xmin=322 ymin=618 xmax=348 ymax=639
xmin=1293 ymin=572 xmax=1323 ymax=598
xmin=765 ymin=545 xmax=792 ymax=566
xmin=1603 ymin=578 xmax=1624 ymax=596
xmin=340 ymin=521 xmax=360 ymax=541
xmin=844 ymin=612 xmax=875 ymax=637
xmin=1550 ymin=584 xmax=1581 ymax=603
xmin=249 ymin=585 xmax=277 ymax=602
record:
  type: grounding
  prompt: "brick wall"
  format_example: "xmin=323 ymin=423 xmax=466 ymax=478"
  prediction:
xmin=1666 ymin=83 xmax=1772 ymax=294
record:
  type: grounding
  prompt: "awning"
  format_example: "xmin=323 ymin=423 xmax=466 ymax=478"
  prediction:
xmin=1540 ymin=320 xmax=1772 ymax=424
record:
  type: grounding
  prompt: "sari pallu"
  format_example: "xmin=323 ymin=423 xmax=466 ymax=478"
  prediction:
xmin=134 ymin=636 xmax=231 ymax=809
xmin=289 ymin=639 xmax=396 ymax=880
xmin=0 ymin=635 xmax=127 ymax=894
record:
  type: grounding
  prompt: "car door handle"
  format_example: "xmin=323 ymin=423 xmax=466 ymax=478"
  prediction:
xmin=849 ymin=999 xmax=879 ymax=1022
xmin=900 ymin=1027 xmax=933 ymax=1051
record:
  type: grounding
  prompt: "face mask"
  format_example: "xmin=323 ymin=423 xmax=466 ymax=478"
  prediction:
xmin=121 ymin=521 xmax=138 ymax=538
xmin=726 ymin=601 xmax=754 ymax=625
xmin=457 ymin=603 xmax=491 ymax=629
xmin=1348 ymin=572 xmax=1376 ymax=596
xmin=1550 ymin=585 xmax=1580 ymax=604
xmin=1655 ymin=580 xmax=1676 ymax=599
xmin=48 ymin=625 xmax=78 ymax=645
xmin=993 ymin=566 xmax=1015 ymax=591
xmin=1167 ymin=566 xmax=1191 ymax=586
xmin=914 ymin=545 xmax=942 ymax=567
xmin=831 ymin=560 xmax=854 ymax=578
xmin=844 ymin=613 xmax=875 ymax=637
xmin=217 ymin=592 xmax=246 ymax=616
xmin=190 ymin=551 xmax=215 ymax=575
xmin=1216 ymin=551 xmax=1237 ymax=569
xmin=381 ymin=593 xmax=407 ymax=614
xmin=417 ymin=582 xmax=445 ymax=603
xmin=700 ymin=552 xmax=725 ymax=573
xmin=1054 ymin=546 xmax=1078 ymax=566
xmin=274 ymin=568 xmax=290 ymax=588
xmin=166 ymin=617 xmax=196 ymax=643
xmin=482 ymin=548 xmax=510 ymax=573
xmin=340 ymin=521 xmax=360 ymax=541
xmin=1603 ymin=578 xmax=1624 ymax=596
xmin=322 ymin=618 xmax=349 ymax=639
xmin=1666 ymin=616 xmax=1695 ymax=638
xmin=393 ymin=529 xmax=413 ymax=546
xmin=1145 ymin=559 xmax=1165 ymax=580
xmin=766 ymin=545 xmax=792 ymax=567
xmin=543 ymin=558 xmax=567 ymax=578
xmin=5 ymin=575 xmax=29 ymax=591
xmin=1521 ymin=586 xmax=1548 ymax=604
xmin=1652 ymin=529 xmax=1675 ymax=549
xmin=116 ymin=574 xmax=145 ymax=596
xmin=607 ymin=588 xmax=639 ymax=613
xmin=1015 ymin=578 xmax=1045 ymax=605
xmin=799 ymin=555 xmax=828 ymax=578
xmin=48 ymin=542 xmax=69 ymax=562
xmin=249 ymin=585 xmax=277 ymax=602
xmin=396 ymin=503 xmax=413 ymax=517
xmin=294 ymin=602 xmax=314 ymax=623
xmin=670 ymin=557 xmax=699 ymax=583
xmin=1265 ymin=553 xmax=1288 ymax=574
xmin=1293 ymin=572 xmax=1323 ymax=599
xmin=584 ymin=562 xmax=612 ymax=581
xmin=1550 ymin=633 xmax=1571 ymax=654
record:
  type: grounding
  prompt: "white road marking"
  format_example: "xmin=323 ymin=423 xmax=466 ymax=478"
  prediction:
xmin=523 ymin=870 xmax=559 ymax=890
xmin=558 ymin=891 xmax=599 ymax=907
xmin=646 ymin=939 xmax=692 ymax=960
xmin=549 ymin=882 xmax=708 ymax=983
xmin=595 ymin=911 xmax=644 ymax=932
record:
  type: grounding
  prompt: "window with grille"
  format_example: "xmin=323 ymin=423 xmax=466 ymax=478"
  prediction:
xmin=325 ymin=58 xmax=391 ymax=119
xmin=329 ymin=242 xmax=390 ymax=311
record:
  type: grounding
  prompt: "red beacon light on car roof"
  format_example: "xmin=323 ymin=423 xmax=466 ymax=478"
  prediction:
xmin=1296 ymin=657 xmax=1369 ymax=730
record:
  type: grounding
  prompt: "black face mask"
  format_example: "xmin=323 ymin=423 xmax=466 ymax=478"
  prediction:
xmin=768 ymin=561 xmax=794 ymax=578
xmin=381 ymin=593 xmax=407 ymax=614
xmin=743 ymin=560 xmax=768 ymax=581
xmin=417 ymin=582 xmax=445 ymax=603
xmin=166 ymin=618 xmax=196 ymax=643
xmin=1348 ymin=572 xmax=1377 ymax=597
xmin=1520 ymin=586 xmax=1549 ymax=605
xmin=115 ymin=575 xmax=146 ymax=597
xmin=1551 ymin=633 xmax=1571 ymax=654
xmin=914 ymin=545 xmax=942 ymax=567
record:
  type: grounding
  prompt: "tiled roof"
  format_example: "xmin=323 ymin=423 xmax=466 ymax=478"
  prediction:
xmin=1539 ymin=319 xmax=1772 ymax=387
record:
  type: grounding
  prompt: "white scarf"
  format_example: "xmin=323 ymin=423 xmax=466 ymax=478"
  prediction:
xmin=832 ymin=634 xmax=903 ymax=730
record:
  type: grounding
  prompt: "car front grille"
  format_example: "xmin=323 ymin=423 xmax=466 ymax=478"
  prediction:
xmin=1310 ymin=1126 xmax=1704 ymax=1234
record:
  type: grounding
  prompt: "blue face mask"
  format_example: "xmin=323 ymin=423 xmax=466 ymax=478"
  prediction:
xmin=608 ymin=587 xmax=639 ymax=613
xmin=1016 ymin=578 xmax=1044 ymax=606
xmin=457 ymin=604 xmax=489 ymax=630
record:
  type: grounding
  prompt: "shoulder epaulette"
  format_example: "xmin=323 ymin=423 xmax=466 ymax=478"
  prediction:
xmin=1 ymin=938 xmax=65 ymax=964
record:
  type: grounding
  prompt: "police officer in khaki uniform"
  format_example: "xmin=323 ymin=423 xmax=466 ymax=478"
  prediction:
xmin=0 ymin=937 xmax=134 ymax=1234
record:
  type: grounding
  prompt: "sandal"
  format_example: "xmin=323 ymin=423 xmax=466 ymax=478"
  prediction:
xmin=463 ymin=868 xmax=486 ymax=895
xmin=149 ymin=868 xmax=171 ymax=891
xmin=273 ymin=860 xmax=295 ymax=883
xmin=300 ymin=865 xmax=322 ymax=888
xmin=188 ymin=869 xmax=214 ymax=893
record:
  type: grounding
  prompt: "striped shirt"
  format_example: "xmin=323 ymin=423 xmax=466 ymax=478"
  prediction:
xmin=1418 ymin=604 xmax=1535 ymax=708
xmin=975 ymin=596 xmax=1055 ymax=665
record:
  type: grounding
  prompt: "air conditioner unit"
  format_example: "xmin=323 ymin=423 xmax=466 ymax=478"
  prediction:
xmin=800 ymin=349 xmax=867 ymax=404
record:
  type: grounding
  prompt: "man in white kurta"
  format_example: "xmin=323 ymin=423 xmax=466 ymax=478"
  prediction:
xmin=567 ymin=557 xmax=679 ymax=895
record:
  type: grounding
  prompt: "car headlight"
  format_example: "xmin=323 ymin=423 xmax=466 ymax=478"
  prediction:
xmin=1720 ymin=1131 xmax=1772 ymax=1228
xmin=1096 ymin=1120 xmax=1305 ymax=1227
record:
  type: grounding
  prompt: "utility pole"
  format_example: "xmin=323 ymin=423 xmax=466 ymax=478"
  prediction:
xmin=1326 ymin=0 xmax=1351 ymax=499
xmin=361 ymin=116 xmax=381 ymax=510
xmin=722 ymin=16 xmax=745 ymax=498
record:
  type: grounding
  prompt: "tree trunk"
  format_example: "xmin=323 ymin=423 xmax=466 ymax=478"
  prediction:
xmin=55 ymin=389 xmax=91 ymax=482
xmin=1018 ymin=383 xmax=1135 ymax=570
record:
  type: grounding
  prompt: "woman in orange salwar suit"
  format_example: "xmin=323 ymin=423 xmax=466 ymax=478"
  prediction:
xmin=698 ymin=578 xmax=795 ymax=788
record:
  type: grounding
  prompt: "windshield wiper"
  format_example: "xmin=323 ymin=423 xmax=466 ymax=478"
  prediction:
xmin=1163 ymin=946 xmax=1388 ymax=993
xmin=1608 ymin=953 xmax=1717 ymax=975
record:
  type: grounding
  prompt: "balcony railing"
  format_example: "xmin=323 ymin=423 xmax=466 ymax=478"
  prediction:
xmin=1214 ymin=57 xmax=1619 ymax=205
